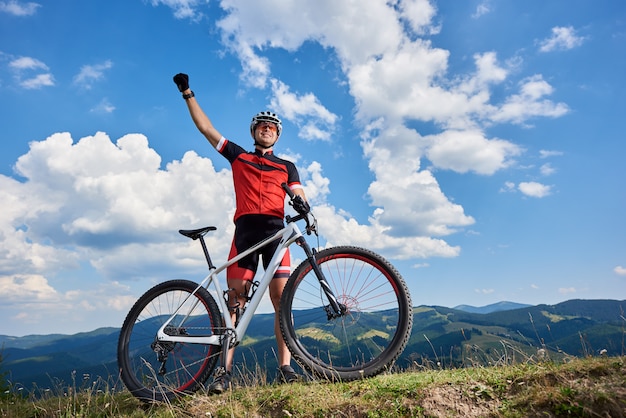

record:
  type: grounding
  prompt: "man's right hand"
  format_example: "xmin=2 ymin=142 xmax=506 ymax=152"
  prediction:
xmin=173 ymin=73 xmax=189 ymax=92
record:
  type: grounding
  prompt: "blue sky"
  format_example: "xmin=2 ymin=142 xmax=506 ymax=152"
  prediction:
xmin=1 ymin=0 xmax=624 ymax=337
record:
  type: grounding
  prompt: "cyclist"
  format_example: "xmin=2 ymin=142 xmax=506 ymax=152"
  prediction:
xmin=173 ymin=73 xmax=306 ymax=393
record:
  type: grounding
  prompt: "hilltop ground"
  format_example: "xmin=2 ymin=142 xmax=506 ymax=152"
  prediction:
xmin=3 ymin=355 xmax=623 ymax=417
xmin=182 ymin=355 xmax=625 ymax=417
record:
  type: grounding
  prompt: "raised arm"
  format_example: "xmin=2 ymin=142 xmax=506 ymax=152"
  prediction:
xmin=173 ymin=73 xmax=222 ymax=148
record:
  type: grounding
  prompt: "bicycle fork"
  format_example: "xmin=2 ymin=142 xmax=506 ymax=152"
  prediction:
xmin=296 ymin=236 xmax=347 ymax=320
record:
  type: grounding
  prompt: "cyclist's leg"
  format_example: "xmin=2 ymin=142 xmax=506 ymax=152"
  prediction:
xmin=209 ymin=274 xmax=253 ymax=394
xmin=270 ymin=275 xmax=300 ymax=383
xmin=222 ymin=240 xmax=258 ymax=372
xmin=270 ymin=277 xmax=290 ymax=366
xmin=268 ymin=249 xmax=292 ymax=368
xmin=223 ymin=278 xmax=249 ymax=369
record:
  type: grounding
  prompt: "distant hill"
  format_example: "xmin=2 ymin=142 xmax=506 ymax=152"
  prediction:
xmin=402 ymin=299 xmax=626 ymax=370
xmin=2 ymin=299 xmax=625 ymax=390
xmin=453 ymin=301 xmax=532 ymax=314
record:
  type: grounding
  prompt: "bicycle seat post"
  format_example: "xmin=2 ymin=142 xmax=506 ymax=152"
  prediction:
xmin=198 ymin=235 xmax=216 ymax=270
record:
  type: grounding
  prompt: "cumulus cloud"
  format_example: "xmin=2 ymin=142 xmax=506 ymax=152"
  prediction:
xmin=90 ymin=98 xmax=116 ymax=114
xmin=472 ymin=2 xmax=491 ymax=19
xmin=614 ymin=266 xmax=626 ymax=276
xmin=0 ymin=132 xmax=235 ymax=332
xmin=19 ymin=73 xmax=54 ymax=89
xmin=539 ymin=149 xmax=564 ymax=159
xmin=1 ymin=131 xmax=466 ymax=332
xmin=8 ymin=56 xmax=46 ymax=71
xmin=0 ymin=275 xmax=58 ymax=301
xmin=540 ymin=163 xmax=556 ymax=176
xmin=425 ymin=129 xmax=521 ymax=175
xmin=11 ymin=132 xmax=235 ymax=252
xmin=149 ymin=0 xmax=207 ymax=21
xmin=8 ymin=56 xmax=54 ymax=89
xmin=539 ymin=26 xmax=586 ymax=52
xmin=2 ymin=0 xmax=579 ymax=334
xmin=1 ymin=276 xmax=138 ymax=333
xmin=490 ymin=75 xmax=569 ymax=124
xmin=0 ymin=0 xmax=40 ymax=16
xmin=207 ymin=0 xmax=569 ymax=234
xmin=518 ymin=181 xmax=552 ymax=198
xmin=269 ymin=79 xmax=339 ymax=141
xmin=73 ymin=60 xmax=113 ymax=89
xmin=398 ymin=0 xmax=439 ymax=35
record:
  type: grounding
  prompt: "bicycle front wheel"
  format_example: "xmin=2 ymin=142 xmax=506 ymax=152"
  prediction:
xmin=117 ymin=280 xmax=223 ymax=402
xmin=279 ymin=246 xmax=412 ymax=381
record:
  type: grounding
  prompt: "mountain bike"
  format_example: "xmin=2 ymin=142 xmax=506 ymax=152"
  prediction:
xmin=117 ymin=184 xmax=413 ymax=402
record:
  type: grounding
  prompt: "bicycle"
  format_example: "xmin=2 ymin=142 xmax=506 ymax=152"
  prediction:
xmin=117 ymin=184 xmax=413 ymax=402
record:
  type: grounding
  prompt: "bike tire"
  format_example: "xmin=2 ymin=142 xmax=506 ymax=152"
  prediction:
xmin=279 ymin=246 xmax=412 ymax=381
xmin=117 ymin=279 xmax=223 ymax=402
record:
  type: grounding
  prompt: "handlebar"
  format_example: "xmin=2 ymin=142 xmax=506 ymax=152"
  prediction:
xmin=281 ymin=183 xmax=316 ymax=235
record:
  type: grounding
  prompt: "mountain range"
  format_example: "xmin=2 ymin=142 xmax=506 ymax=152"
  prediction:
xmin=1 ymin=299 xmax=624 ymax=390
xmin=453 ymin=301 xmax=532 ymax=314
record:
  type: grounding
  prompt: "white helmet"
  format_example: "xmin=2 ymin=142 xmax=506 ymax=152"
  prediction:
xmin=250 ymin=111 xmax=282 ymax=138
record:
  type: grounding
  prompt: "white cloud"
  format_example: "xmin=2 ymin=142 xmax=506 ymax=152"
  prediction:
xmin=149 ymin=0 xmax=206 ymax=21
xmin=9 ymin=132 xmax=234 ymax=258
xmin=19 ymin=72 xmax=54 ymax=89
xmin=539 ymin=149 xmax=564 ymax=159
xmin=472 ymin=2 xmax=491 ymax=19
xmin=426 ymin=129 xmax=521 ymax=175
xmin=0 ymin=275 xmax=138 ymax=333
xmin=8 ymin=56 xmax=54 ymax=89
xmin=121 ymin=1 xmax=584 ymax=259
xmin=614 ymin=266 xmax=626 ymax=276
xmin=0 ymin=130 xmax=473 ymax=332
xmin=540 ymin=163 xmax=556 ymax=176
xmin=412 ymin=262 xmax=430 ymax=269
xmin=73 ymin=60 xmax=113 ymax=89
xmin=90 ymin=98 xmax=116 ymax=114
xmin=398 ymin=0 xmax=439 ymax=35
xmin=518 ymin=181 xmax=552 ymax=198
xmin=558 ymin=287 xmax=577 ymax=295
xmin=269 ymin=79 xmax=339 ymax=141
xmin=0 ymin=275 xmax=58 ymax=302
xmin=490 ymin=75 xmax=569 ymax=124
xmin=9 ymin=56 xmax=47 ymax=70
xmin=203 ymin=0 xmax=575 ymax=239
xmin=539 ymin=26 xmax=586 ymax=52
xmin=500 ymin=181 xmax=516 ymax=193
xmin=0 ymin=0 xmax=40 ymax=16
xmin=457 ymin=52 xmax=508 ymax=96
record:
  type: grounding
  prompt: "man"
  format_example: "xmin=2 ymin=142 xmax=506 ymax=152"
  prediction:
xmin=173 ymin=73 xmax=306 ymax=393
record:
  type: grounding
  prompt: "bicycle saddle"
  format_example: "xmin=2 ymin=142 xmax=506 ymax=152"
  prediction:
xmin=179 ymin=226 xmax=217 ymax=240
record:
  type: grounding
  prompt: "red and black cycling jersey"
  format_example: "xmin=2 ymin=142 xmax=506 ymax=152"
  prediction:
xmin=216 ymin=137 xmax=302 ymax=221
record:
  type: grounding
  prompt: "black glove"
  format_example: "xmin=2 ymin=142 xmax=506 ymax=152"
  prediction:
xmin=291 ymin=196 xmax=310 ymax=215
xmin=173 ymin=73 xmax=189 ymax=92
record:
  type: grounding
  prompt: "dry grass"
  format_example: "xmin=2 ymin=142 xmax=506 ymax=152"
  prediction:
xmin=182 ymin=355 xmax=626 ymax=417
xmin=2 ymin=356 xmax=625 ymax=417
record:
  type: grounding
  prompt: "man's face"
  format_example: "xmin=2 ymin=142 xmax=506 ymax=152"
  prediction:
xmin=254 ymin=122 xmax=278 ymax=147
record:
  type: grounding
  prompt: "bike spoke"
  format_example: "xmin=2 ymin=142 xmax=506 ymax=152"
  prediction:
xmin=280 ymin=247 xmax=412 ymax=380
xmin=118 ymin=280 xmax=222 ymax=402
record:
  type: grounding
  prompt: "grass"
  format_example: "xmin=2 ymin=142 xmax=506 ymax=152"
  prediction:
xmin=2 ymin=355 xmax=625 ymax=417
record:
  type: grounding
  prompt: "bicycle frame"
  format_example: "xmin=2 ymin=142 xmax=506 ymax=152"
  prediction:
xmin=155 ymin=219 xmax=304 ymax=347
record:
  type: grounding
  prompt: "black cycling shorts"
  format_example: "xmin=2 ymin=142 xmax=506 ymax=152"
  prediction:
xmin=226 ymin=214 xmax=290 ymax=281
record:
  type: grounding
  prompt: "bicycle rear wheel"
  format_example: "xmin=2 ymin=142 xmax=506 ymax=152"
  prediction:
xmin=279 ymin=246 xmax=412 ymax=381
xmin=117 ymin=280 xmax=223 ymax=402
